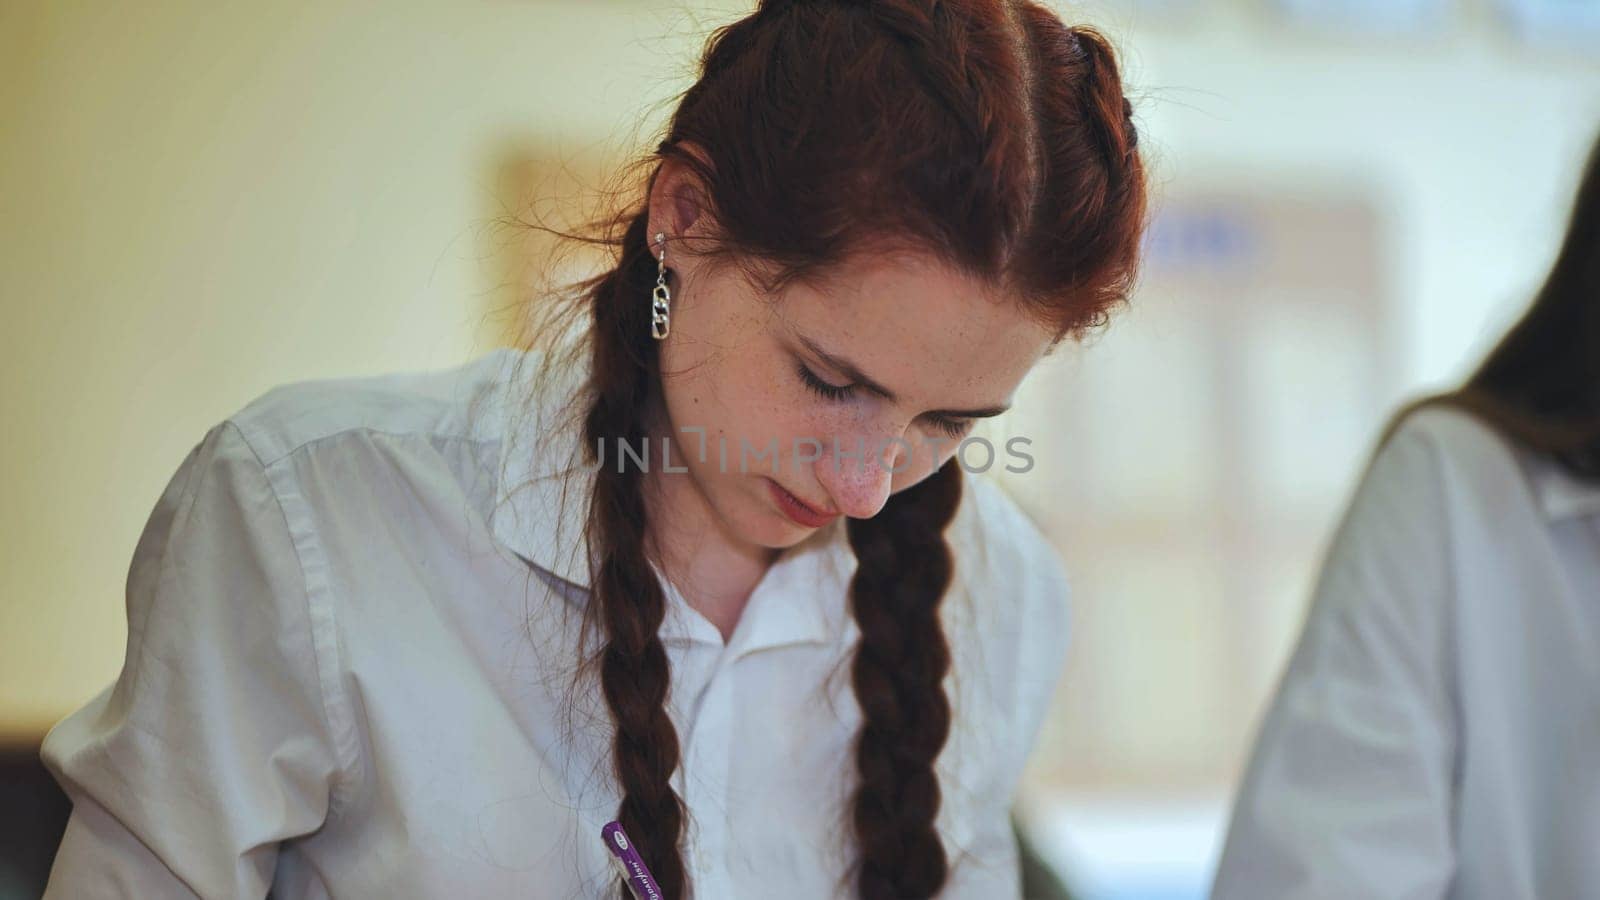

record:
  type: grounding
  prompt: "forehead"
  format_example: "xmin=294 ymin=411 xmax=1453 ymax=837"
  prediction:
xmin=770 ymin=250 xmax=1052 ymax=402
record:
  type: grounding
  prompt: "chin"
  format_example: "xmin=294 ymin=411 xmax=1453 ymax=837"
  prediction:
xmin=728 ymin=489 xmax=810 ymax=550
xmin=750 ymin=512 xmax=811 ymax=549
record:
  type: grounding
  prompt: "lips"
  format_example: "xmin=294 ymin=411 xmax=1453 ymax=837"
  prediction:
xmin=767 ymin=478 xmax=839 ymax=528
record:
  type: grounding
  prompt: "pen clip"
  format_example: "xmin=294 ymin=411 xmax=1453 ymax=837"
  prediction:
xmin=601 ymin=820 xmax=664 ymax=900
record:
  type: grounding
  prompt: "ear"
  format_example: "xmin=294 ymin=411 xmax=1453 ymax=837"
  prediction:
xmin=648 ymin=143 xmax=714 ymax=244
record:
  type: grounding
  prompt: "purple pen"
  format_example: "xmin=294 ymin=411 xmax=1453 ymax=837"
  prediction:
xmin=601 ymin=820 xmax=664 ymax=900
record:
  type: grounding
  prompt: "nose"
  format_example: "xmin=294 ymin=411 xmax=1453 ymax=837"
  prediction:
xmin=813 ymin=430 xmax=912 ymax=520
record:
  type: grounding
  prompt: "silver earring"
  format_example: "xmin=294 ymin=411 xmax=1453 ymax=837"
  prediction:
xmin=651 ymin=231 xmax=671 ymax=341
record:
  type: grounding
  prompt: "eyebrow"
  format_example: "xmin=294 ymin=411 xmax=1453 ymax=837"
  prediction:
xmin=795 ymin=334 xmax=1012 ymax=419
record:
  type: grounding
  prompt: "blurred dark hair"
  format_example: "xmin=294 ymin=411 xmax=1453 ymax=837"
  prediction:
xmin=1380 ymin=128 xmax=1600 ymax=479
xmin=507 ymin=2 xmax=1149 ymax=898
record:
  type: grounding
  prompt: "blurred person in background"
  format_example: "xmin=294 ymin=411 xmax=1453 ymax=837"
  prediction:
xmin=1212 ymin=129 xmax=1600 ymax=898
xmin=37 ymin=2 xmax=1146 ymax=898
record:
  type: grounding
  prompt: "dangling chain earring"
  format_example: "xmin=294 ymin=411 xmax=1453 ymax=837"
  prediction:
xmin=651 ymin=231 xmax=671 ymax=341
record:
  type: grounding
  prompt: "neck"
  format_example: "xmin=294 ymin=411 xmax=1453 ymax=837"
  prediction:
xmin=639 ymin=411 xmax=778 ymax=643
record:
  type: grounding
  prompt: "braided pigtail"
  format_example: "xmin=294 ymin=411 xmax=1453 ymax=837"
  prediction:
xmin=584 ymin=207 xmax=691 ymax=900
xmin=1066 ymin=25 xmax=1141 ymax=188
xmin=844 ymin=458 xmax=965 ymax=899
xmin=1005 ymin=12 xmax=1149 ymax=336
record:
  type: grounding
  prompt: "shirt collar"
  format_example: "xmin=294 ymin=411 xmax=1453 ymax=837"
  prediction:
xmin=486 ymin=346 xmax=597 ymax=590
xmin=484 ymin=347 xmax=857 ymax=652
xmin=653 ymin=518 xmax=856 ymax=652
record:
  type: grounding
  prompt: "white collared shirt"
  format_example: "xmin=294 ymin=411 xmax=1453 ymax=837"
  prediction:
xmin=39 ymin=346 xmax=1071 ymax=899
xmin=1213 ymin=406 xmax=1600 ymax=899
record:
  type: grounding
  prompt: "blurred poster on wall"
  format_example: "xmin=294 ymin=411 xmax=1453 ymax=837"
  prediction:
xmin=1092 ymin=0 xmax=1210 ymax=27
xmin=484 ymin=142 xmax=621 ymax=350
xmin=1001 ymin=175 xmax=1400 ymax=791
xmin=1125 ymin=0 xmax=1207 ymax=14
xmin=1495 ymin=0 xmax=1600 ymax=49
xmin=1273 ymin=0 xmax=1452 ymax=36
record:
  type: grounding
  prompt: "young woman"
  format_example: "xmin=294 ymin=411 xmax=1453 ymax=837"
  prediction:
xmin=1212 ymin=131 xmax=1600 ymax=898
xmin=39 ymin=2 xmax=1147 ymax=898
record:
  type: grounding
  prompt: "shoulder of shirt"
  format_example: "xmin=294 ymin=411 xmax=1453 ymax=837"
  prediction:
xmin=951 ymin=471 xmax=1071 ymax=624
xmin=1380 ymin=401 xmax=1600 ymax=524
xmin=1375 ymin=403 xmax=1530 ymax=499
xmin=219 ymin=347 xmax=533 ymax=468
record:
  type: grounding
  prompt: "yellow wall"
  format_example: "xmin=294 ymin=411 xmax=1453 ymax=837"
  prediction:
xmin=0 ymin=0 xmax=744 ymax=739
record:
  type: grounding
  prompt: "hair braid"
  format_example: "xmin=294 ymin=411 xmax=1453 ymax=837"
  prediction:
xmin=585 ymin=208 xmax=691 ymax=900
xmin=844 ymin=458 xmax=965 ymax=899
xmin=1066 ymin=25 xmax=1140 ymax=182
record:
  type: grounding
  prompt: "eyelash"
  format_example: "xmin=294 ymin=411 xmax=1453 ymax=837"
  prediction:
xmin=796 ymin=364 xmax=973 ymax=439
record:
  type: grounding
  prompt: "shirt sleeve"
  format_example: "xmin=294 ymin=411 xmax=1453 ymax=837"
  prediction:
xmin=1211 ymin=421 xmax=1459 ymax=899
xmin=39 ymin=419 xmax=353 ymax=899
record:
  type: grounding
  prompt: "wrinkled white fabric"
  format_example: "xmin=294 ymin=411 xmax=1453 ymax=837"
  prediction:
xmin=1214 ymin=406 xmax=1600 ymax=899
xmin=40 ymin=347 xmax=1072 ymax=899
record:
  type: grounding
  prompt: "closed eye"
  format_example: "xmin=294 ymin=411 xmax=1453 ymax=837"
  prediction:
xmin=927 ymin=414 xmax=973 ymax=439
xmin=797 ymin=363 xmax=853 ymax=401
xmin=797 ymin=363 xmax=971 ymax=438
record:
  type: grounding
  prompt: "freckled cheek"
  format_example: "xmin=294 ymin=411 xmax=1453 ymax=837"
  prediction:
xmin=809 ymin=403 xmax=853 ymax=429
xmin=704 ymin=397 xmax=822 ymax=458
xmin=795 ymin=407 xmax=873 ymax=452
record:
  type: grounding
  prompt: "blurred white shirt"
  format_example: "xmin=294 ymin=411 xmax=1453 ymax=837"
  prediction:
xmin=1213 ymin=405 xmax=1600 ymax=899
xmin=38 ymin=346 xmax=1071 ymax=900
